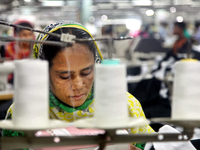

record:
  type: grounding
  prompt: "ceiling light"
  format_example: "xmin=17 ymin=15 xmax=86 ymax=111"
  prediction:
xmin=125 ymin=19 xmax=142 ymax=31
xmin=117 ymin=3 xmax=132 ymax=9
xmin=176 ymin=16 xmax=183 ymax=22
xmin=146 ymin=9 xmax=154 ymax=16
xmin=89 ymin=16 xmax=95 ymax=22
xmin=97 ymin=3 xmax=115 ymax=9
xmin=170 ymin=7 xmax=176 ymax=13
xmin=132 ymin=0 xmax=152 ymax=6
xmin=42 ymin=1 xmax=64 ymax=6
xmin=12 ymin=0 xmax=20 ymax=6
xmin=101 ymin=15 xmax=108 ymax=21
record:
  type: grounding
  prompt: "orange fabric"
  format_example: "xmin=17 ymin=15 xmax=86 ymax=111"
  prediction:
xmin=172 ymin=37 xmax=187 ymax=54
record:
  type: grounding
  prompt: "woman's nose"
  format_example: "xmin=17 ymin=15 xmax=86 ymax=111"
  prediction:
xmin=72 ymin=76 xmax=84 ymax=90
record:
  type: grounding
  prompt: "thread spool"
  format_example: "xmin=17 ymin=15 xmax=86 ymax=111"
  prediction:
xmin=94 ymin=59 xmax=128 ymax=128
xmin=172 ymin=59 xmax=200 ymax=120
xmin=13 ymin=59 xmax=49 ymax=128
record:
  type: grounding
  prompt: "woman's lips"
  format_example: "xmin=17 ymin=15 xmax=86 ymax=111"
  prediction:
xmin=71 ymin=94 xmax=85 ymax=100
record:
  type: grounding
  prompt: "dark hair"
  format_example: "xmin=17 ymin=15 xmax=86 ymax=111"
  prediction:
xmin=42 ymin=27 xmax=96 ymax=67
xmin=174 ymin=21 xmax=186 ymax=30
xmin=14 ymin=22 xmax=34 ymax=34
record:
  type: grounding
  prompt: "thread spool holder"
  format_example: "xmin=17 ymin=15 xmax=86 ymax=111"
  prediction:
xmin=0 ymin=125 xmax=195 ymax=150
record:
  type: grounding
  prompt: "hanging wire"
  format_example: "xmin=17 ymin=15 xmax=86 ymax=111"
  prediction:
xmin=0 ymin=20 xmax=133 ymax=43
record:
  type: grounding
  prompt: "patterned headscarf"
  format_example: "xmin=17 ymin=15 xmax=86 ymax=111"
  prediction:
xmin=33 ymin=20 xmax=103 ymax=62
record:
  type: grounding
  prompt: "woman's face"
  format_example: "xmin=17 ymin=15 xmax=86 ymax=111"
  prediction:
xmin=49 ymin=43 xmax=95 ymax=107
xmin=17 ymin=30 xmax=35 ymax=47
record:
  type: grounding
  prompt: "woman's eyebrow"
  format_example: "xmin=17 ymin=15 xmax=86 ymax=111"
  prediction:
xmin=55 ymin=70 xmax=73 ymax=74
xmin=81 ymin=65 xmax=94 ymax=71
xmin=55 ymin=65 xmax=94 ymax=74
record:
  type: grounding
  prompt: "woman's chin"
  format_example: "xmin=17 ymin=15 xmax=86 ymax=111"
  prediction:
xmin=70 ymin=101 xmax=85 ymax=107
xmin=67 ymin=98 xmax=86 ymax=108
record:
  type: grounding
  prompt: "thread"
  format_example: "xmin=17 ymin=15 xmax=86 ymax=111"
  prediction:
xmin=94 ymin=63 xmax=128 ymax=128
xmin=13 ymin=59 xmax=49 ymax=127
xmin=172 ymin=61 xmax=200 ymax=120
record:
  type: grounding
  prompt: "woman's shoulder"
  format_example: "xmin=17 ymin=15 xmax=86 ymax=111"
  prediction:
xmin=126 ymin=92 xmax=141 ymax=105
xmin=5 ymin=103 xmax=14 ymax=119
xmin=126 ymin=92 xmax=145 ymax=117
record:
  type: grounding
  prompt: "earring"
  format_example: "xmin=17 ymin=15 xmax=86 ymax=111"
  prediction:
xmin=84 ymin=84 xmax=86 ymax=87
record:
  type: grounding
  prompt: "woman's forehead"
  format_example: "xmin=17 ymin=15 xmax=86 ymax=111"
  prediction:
xmin=51 ymin=43 xmax=94 ymax=68
xmin=60 ymin=43 xmax=94 ymax=58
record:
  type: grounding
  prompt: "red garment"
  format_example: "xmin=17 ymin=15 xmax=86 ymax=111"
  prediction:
xmin=5 ymin=42 xmax=30 ymax=60
xmin=172 ymin=37 xmax=187 ymax=54
xmin=5 ymin=42 xmax=31 ymax=83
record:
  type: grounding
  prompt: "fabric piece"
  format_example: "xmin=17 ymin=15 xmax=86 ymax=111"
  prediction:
xmin=128 ymin=77 xmax=171 ymax=119
xmin=153 ymin=125 xmax=196 ymax=150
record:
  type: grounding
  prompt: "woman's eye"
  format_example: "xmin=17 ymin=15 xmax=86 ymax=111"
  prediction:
xmin=60 ymin=76 xmax=70 ymax=79
xmin=81 ymin=69 xmax=92 ymax=76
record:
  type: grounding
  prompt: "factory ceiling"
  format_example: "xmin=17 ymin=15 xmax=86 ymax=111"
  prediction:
xmin=0 ymin=0 xmax=200 ymax=25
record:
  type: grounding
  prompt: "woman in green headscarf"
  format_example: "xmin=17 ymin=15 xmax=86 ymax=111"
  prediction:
xmin=4 ymin=20 xmax=154 ymax=149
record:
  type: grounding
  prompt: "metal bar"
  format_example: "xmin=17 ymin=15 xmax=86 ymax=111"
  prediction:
xmin=0 ymin=36 xmax=133 ymax=46
xmin=108 ymin=39 xmax=113 ymax=59
xmin=0 ymin=21 xmax=61 ymax=38
xmin=186 ymin=39 xmax=192 ymax=59
xmin=74 ymin=36 xmax=133 ymax=42
xmin=1 ymin=135 xmax=99 ymax=149
xmin=0 ymin=36 xmax=66 ymax=46
xmin=1 ymin=133 xmax=193 ymax=150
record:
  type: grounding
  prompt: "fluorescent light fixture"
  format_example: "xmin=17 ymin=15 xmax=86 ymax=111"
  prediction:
xmin=97 ymin=3 xmax=115 ymax=9
xmin=24 ymin=0 xmax=31 ymax=2
xmin=173 ymin=0 xmax=192 ymax=5
xmin=110 ymin=0 xmax=130 ymax=2
xmin=133 ymin=0 xmax=152 ymax=6
xmin=153 ymin=0 xmax=171 ymax=6
xmin=117 ymin=3 xmax=133 ymax=9
xmin=42 ymin=1 xmax=64 ymax=6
